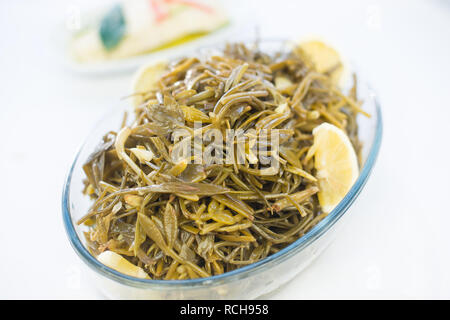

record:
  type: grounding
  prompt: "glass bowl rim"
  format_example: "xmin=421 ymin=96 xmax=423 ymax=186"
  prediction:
xmin=62 ymin=44 xmax=383 ymax=289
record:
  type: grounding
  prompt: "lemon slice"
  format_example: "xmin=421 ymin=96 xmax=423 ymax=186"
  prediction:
xmin=309 ymin=123 xmax=359 ymax=213
xmin=297 ymin=39 xmax=346 ymax=87
xmin=132 ymin=60 xmax=167 ymax=107
xmin=97 ymin=251 xmax=150 ymax=279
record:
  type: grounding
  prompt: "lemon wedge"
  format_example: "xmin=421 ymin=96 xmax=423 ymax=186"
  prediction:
xmin=97 ymin=250 xmax=150 ymax=279
xmin=308 ymin=123 xmax=359 ymax=213
xmin=132 ymin=60 xmax=167 ymax=107
xmin=297 ymin=39 xmax=345 ymax=87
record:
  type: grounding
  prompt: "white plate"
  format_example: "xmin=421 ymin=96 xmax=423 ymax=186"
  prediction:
xmin=57 ymin=15 xmax=249 ymax=75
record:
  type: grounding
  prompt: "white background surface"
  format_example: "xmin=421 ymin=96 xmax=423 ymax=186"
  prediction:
xmin=1 ymin=0 xmax=449 ymax=299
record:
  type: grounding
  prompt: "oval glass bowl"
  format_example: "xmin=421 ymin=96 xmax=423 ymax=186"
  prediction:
xmin=62 ymin=40 xmax=382 ymax=299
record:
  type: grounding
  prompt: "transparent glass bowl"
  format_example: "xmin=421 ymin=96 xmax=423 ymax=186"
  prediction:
xmin=62 ymin=40 xmax=382 ymax=299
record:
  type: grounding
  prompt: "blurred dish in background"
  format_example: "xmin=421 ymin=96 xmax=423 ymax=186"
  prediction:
xmin=66 ymin=0 xmax=231 ymax=73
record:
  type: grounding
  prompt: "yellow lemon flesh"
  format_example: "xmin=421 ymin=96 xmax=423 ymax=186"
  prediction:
xmin=132 ymin=61 xmax=167 ymax=107
xmin=97 ymin=250 xmax=150 ymax=279
xmin=310 ymin=123 xmax=359 ymax=213
xmin=298 ymin=40 xmax=344 ymax=86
